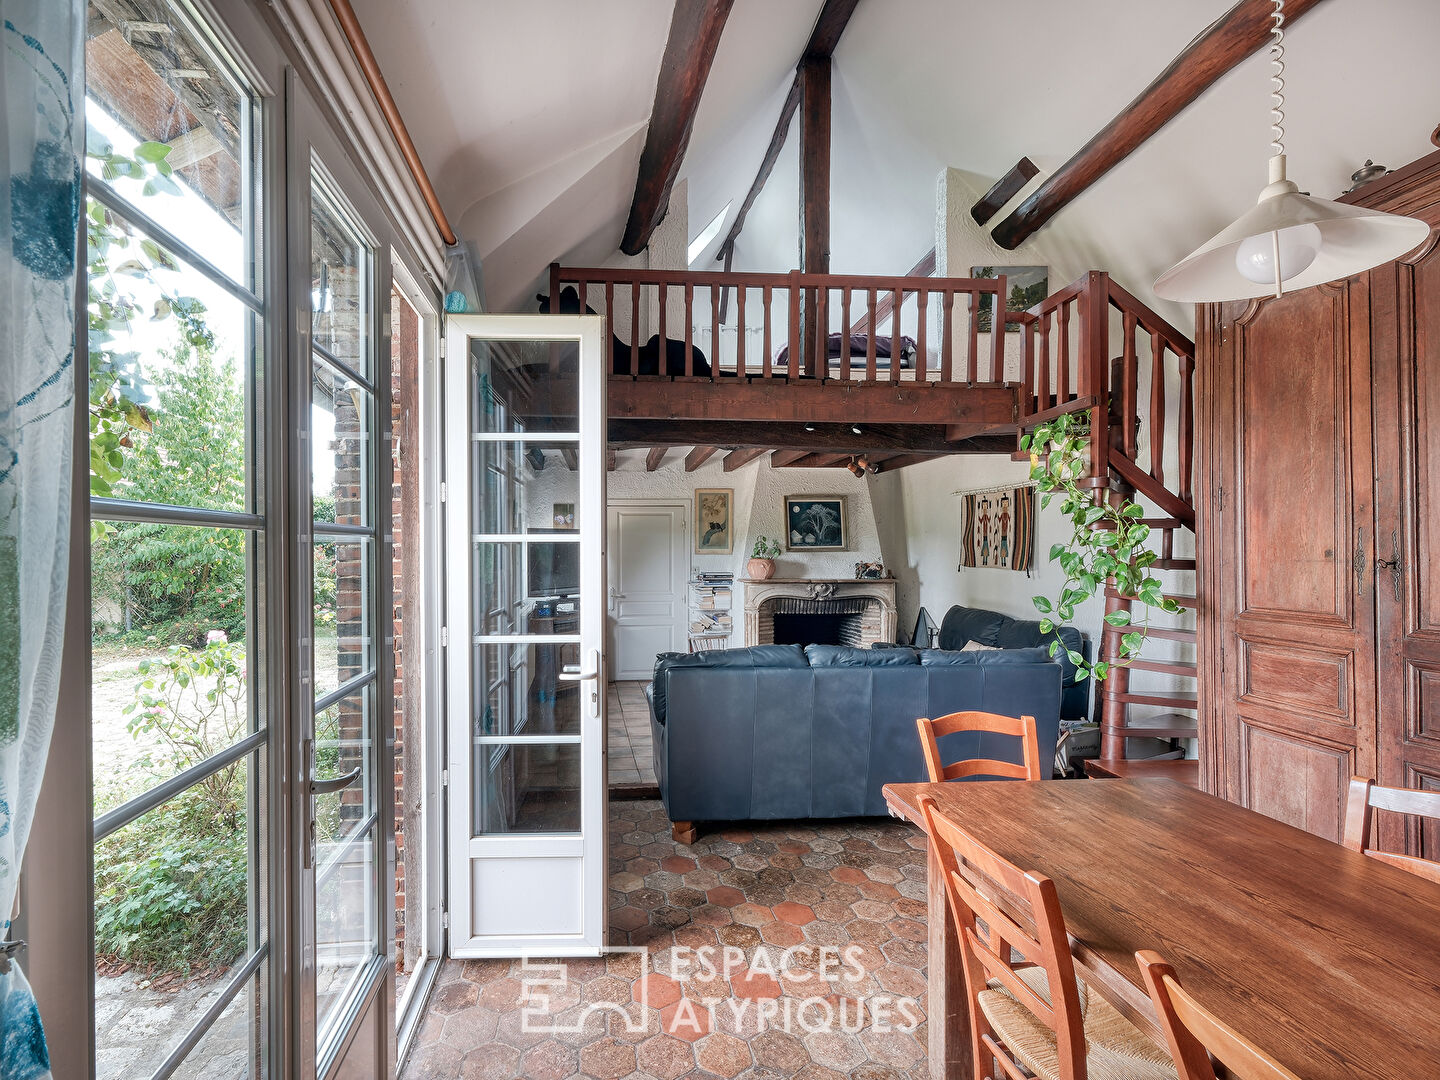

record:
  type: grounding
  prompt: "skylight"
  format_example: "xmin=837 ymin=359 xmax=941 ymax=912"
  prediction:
xmin=688 ymin=201 xmax=732 ymax=266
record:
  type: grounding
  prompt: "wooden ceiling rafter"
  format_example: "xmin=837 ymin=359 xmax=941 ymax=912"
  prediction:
xmin=684 ymin=446 xmax=719 ymax=471
xmin=990 ymin=0 xmax=1328 ymax=249
xmin=644 ymin=447 xmax=670 ymax=472
xmin=971 ymin=157 xmax=1039 ymax=226
xmin=847 ymin=247 xmax=937 ymax=336
xmin=620 ymin=0 xmax=735 ymax=255
xmin=723 ymin=447 xmax=768 ymax=471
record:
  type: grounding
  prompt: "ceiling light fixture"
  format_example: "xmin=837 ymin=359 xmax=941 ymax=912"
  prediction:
xmin=850 ymin=425 xmax=863 ymax=436
xmin=1153 ymin=0 xmax=1427 ymax=303
xmin=804 ymin=424 xmax=816 ymax=432
xmin=846 ymin=456 xmax=864 ymax=477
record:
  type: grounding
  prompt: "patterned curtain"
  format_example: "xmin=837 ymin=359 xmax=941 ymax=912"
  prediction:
xmin=1 ymin=0 xmax=83 ymax=1075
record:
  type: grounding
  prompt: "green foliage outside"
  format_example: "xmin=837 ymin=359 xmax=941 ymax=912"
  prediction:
xmin=95 ymin=642 xmax=249 ymax=975
xmin=1020 ymin=409 xmax=1181 ymax=682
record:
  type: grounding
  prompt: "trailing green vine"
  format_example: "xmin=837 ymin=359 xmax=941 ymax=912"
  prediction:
xmin=1018 ymin=409 xmax=1180 ymax=682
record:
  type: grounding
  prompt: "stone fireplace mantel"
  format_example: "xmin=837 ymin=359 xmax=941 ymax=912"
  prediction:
xmin=743 ymin=578 xmax=898 ymax=648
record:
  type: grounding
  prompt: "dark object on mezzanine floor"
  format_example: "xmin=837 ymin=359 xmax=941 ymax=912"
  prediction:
xmin=536 ymin=287 xmax=713 ymax=377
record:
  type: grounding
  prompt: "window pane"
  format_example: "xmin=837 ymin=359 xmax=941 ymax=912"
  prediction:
xmin=317 ymin=824 xmax=378 ymax=1042
xmin=311 ymin=175 xmax=371 ymax=380
xmin=474 ymin=742 xmax=581 ymax=835
xmin=95 ymin=755 xmax=261 ymax=1077
xmin=468 ymin=338 xmax=576 ymax=432
xmin=84 ymin=0 xmax=255 ymax=289
xmin=312 ymin=356 xmax=372 ymax=526
xmin=169 ymin=967 xmax=268 ymax=1080
xmin=471 ymin=643 xmax=579 ymax=739
xmin=313 ymin=537 xmax=373 ymax=699
xmin=87 ymin=198 xmax=253 ymax=510
xmin=474 ymin=541 xmax=582 ymax=633
xmin=315 ymin=689 xmax=375 ymax=848
xmin=91 ymin=524 xmax=254 ymax=815
xmin=471 ymin=440 xmax=582 ymax=535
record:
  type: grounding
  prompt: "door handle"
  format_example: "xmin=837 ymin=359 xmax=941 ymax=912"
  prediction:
xmin=558 ymin=665 xmax=599 ymax=682
xmin=1375 ymin=529 xmax=1404 ymax=603
xmin=310 ymin=765 xmax=363 ymax=795
xmin=303 ymin=737 xmax=363 ymax=869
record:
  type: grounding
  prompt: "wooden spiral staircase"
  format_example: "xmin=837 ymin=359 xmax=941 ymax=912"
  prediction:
xmin=1011 ymin=273 xmax=1199 ymax=781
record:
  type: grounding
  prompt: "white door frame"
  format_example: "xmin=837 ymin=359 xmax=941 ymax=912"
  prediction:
xmin=442 ymin=313 xmax=608 ymax=957
xmin=607 ymin=500 xmax=690 ymax=680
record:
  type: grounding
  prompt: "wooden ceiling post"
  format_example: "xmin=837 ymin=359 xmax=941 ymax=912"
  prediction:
xmin=620 ymin=0 xmax=735 ymax=255
xmin=798 ymin=54 xmax=831 ymax=376
xmin=990 ymin=0 xmax=1327 ymax=249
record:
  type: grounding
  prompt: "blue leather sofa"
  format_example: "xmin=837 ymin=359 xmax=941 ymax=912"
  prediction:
xmin=937 ymin=605 xmax=1092 ymax=720
xmin=646 ymin=643 xmax=1062 ymax=830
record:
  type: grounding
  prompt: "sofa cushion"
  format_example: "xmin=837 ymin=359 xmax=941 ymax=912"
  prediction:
xmin=650 ymin=644 xmax=811 ymax=725
xmin=939 ymin=605 xmax=1086 ymax=687
xmin=919 ymin=646 xmax=1051 ymax=667
xmin=806 ymin=644 xmax=920 ymax=667
xmin=938 ymin=605 xmax=1009 ymax=650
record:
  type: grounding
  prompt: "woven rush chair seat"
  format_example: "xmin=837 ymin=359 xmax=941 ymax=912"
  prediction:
xmin=976 ymin=957 xmax=1178 ymax=1080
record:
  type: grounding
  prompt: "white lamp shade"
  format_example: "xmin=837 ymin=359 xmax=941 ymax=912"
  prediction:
xmin=1155 ymin=183 xmax=1431 ymax=303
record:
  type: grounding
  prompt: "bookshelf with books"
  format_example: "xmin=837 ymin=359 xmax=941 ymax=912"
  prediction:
xmin=688 ymin=572 xmax=734 ymax=651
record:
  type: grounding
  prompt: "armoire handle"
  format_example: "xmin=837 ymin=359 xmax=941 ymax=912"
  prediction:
xmin=1375 ymin=529 xmax=1403 ymax=604
xmin=1354 ymin=527 xmax=1365 ymax=596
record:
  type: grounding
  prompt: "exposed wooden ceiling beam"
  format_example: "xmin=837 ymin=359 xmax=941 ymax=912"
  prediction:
xmin=848 ymin=247 xmax=937 ymax=336
xmin=644 ymin=447 xmax=670 ymax=472
xmin=777 ymin=452 xmax=850 ymax=468
xmin=799 ymin=55 xmax=831 ymax=276
xmin=561 ymin=448 xmax=579 ymax=470
xmin=684 ymin=446 xmax=718 ymax=471
xmin=607 ymin=450 xmax=618 ymax=471
xmin=971 ymin=157 xmax=1039 ymax=225
xmin=990 ymin=0 xmax=1327 ymax=249
xmin=770 ymin=449 xmax=811 ymax=467
xmin=620 ymin=0 xmax=735 ymax=255
xmin=608 ymin=419 xmax=972 ymax=454
xmin=715 ymin=0 xmax=862 ymax=263
xmin=609 ymin=379 xmax=1016 ymax=427
xmin=723 ymin=447 xmax=767 ymax=471
xmin=875 ymin=453 xmax=949 ymax=472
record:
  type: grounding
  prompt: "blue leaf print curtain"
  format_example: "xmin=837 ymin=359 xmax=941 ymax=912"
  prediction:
xmin=1 ymin=0 xmax=83 ymax=1075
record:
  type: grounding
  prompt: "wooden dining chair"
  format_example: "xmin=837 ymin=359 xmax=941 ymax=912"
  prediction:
xmin=1341 ymin=776 xmax=1440 ymax=884
xmin=915 ymin=710 xmax=1044 ymax=784
xmin=918 ymin=794 xmax=1176 ymax=1080
xmin=1136 ymin=951 xmax=1301 ymax=1080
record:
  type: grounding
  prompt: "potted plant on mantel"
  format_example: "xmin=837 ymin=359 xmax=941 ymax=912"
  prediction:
xmin=747 ymin=536 xmax=781 ymax=581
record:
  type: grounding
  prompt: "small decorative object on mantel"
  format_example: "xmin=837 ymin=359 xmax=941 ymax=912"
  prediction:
xmin=785 ymin=495 xmax=847 ymax=551
xmin=956 ymin=484 xmax=1035 ymax=572
xmin=747 ymin=535 xmax=781 ymax=581
xmin=855 ymin=560 xmax=887 ymax=579
xmin=1342 ymin=159 xmax=1390 ymax=195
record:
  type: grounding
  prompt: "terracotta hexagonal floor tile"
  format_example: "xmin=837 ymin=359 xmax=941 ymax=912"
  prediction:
xmin=698 ymin=853 xmax=732 ymax=872
xmin=846 ymin=918 xmax=893 ymax=946
xmin=659 ymin=998 xmax=712 ymax=1042
xmin=719 ymin=829 xmax=754 ymax=844
xmin=635 ymin=972 xmax=682 ymax=1011
xmin=750 ymin=1028 xmax=810 ymax=1073
xmin=729 ymin=965 xmax=782 ymax=1000
xmin=772 ymin=901 xmax=816 ymax=926
xmin=610 ymin=905 xmax=649 ymax=931
xmin=864 ymin=863 xmax=905 ymax=885
xmin=716 ymin=923 xmax=762 ymax=949
xmin=661 ymin=854 xmax=697 ymax=874
xmin=759 ymin=920 xmax=806 ymax=948
xmin=401 ymin=1042 xmax=462 ymax=1080
xmin=695 ymin=1031 xmax=753 ymax=1077
xmin=706 ymin=885 xmax=745 ymax=908
xmin=612 ymin=870 xmax=645 ymax=892
xmin=801 ymin=1030 xmax=866 ymax=1073
xmin=585 ymin=974 xmax=634 ymax=1005
xmin=875 ymin=963 xmax=927 ymax=999
xmin=857 ymin=880 xmax=902 ymax=902
xmin=830 ymin=866 xmax=868 ymax=885
xmin=732 ymin=902 xmax=773 ymax=927
xmin=518 ymin=1039 xmax=578 ymax=1080
xmin=778 ymin=840 xmax=810 ymax=854
xmin=606 ymin=949 xmax=645 ymax=980
xmin=669 ymin=886 xmax=708 ymax=909
xmin=888 ymin=916 xmax=926 ymax=943
xmin=429 ymin=980 xmax=478 ymax=1015
xmin=859 ymin=1027 xmax=925 ymax=1070
xmin=691 ymin=903 xmax=735 ymax=928
xmin=636 ymin=1033 xmax=697 ymax=1080
xmin=577 ymin=1035 xmax=637 ymax=1079
xmin=893 ymin=896 xmax=927 ymax=919
xmin=457 ymin=1041 xmax=520 ymax=1080
xmin=458 ymin=958 xmax=510 ymax=985
xmin=850 ymin=899 xmax=896 ymax=923
xmin=881 ymin=935 xmax=926 ymax=969
xmin=439 ymin=1004 xmax=499 ymax=1051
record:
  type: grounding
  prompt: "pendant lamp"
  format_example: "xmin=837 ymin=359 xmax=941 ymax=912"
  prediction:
xmin=1153 ymin=0 xmax=1429 ymax=303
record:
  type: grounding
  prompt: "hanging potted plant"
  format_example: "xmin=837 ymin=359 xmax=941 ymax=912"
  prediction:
xmin=1019 ymin=409 xmax=1180 ymax=681
xmin=747 ymin=536 xmax=781 ymax=581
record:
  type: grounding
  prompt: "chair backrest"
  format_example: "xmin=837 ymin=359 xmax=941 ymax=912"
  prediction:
xmin=1341 ymin=776 xmax=1440 ymax=885
xmin=918 ymin=794 xmax=1086 ymax=1080
xmin=915 ymin=710 xmax=1043 ymax=783
xmin=1136 ymin=951 xmax=1302 ymax=1080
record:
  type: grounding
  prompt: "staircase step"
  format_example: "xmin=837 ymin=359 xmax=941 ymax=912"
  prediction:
xmin=1105 ymin=688 xmax=1198 ymax=709
xmin=1151 ymin=558 xmax=1197 ymax=571
xmin=1085 ymin=758 xmax=1200 ymax=787
xmin=1105 ymin=586 xmax=1197 ymax=609
xmin=1128 ymin=624 xmax=1197 ymax=643
xmin=1101 ymin=713 xmax=1199 ymax=739
xmin=1123 ymin=657 xmax=1198 ymax=677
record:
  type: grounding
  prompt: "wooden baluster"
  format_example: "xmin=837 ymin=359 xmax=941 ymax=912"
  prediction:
xmin=684 ymin=283 xmax=694 ymax=377
xmin=840 ymin=288 xmax=851 ymax=377
xmin=941 ymin=290 xmax=954 ymax=383
xmin=890 ymin=288 xmax=902 ymax=384
xmin=990 ymin=274 xmax=1007 ymax=383
xmin=865 ymin=290 xmax=877 ymax=381
xmin=605 ymin=282 xmax=615 ymax=375
xmin=1020 ymin=318 xmax=1035 ymax=417
xmin=1179 ymin=352 xmax=1194 ymax=503
xmin=916 ymin=290 xmax=929 ymax=382
xmin=1122 ymin=310 xmax=1138 ymax=459
xmin=763 ymin=285 xmax=773 ymax=378
xmin=1150 ymin=329 xmax=1166 ymax=487
xmin=788 ymin=272 xmax=801 ymax=379
xmin=630 ymin=285 xmax=640 ymax=375
xmin=711 ymin=284 xmax=721 ymax=382
xmin=736 ymin=286 xmax=747 ymax=377
xmin=817 ymin=286 xmax=829 ymax=381
xmin=1081 ymin=271 xmax=1110 ymax=487
xmin=967 ymin=292 xmax=979 ymax=383
xmin=1037 ymin=310 xmax=1051 ymax=410
xmin=1057 ymin=301 xmax=1071 ymax=402
xmin=658 ymin=282 xmax=669 ymax=376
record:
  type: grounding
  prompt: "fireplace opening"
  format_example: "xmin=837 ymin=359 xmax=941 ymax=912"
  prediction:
xmin=772 ymin=612 xmax=863 ymax=647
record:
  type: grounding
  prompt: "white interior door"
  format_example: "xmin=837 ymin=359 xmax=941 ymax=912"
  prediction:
xmin=608 ymin=504 xmax=688 ymax=680
xmin=444 ymin=314 xmax=608 ymax=956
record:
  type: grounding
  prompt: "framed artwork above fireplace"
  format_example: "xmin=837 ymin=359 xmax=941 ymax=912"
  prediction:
xmin=785 ymin=495 xmax=847 ymax=551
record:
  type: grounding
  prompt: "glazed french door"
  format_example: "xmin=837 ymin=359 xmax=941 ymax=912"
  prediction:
xmin=444 ymin=314 xmax=609 ymax=956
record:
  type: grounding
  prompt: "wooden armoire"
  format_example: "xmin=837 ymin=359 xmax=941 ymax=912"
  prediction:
xmin=1197 ymin=146 xmax=1440 ymax=855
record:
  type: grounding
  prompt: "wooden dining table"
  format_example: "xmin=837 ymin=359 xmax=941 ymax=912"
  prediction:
xmin=882 ymin=777 xmax=1440 ymax=1080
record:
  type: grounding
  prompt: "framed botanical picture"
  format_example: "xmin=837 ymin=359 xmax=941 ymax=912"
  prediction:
xmin=694 ymin=489 xmax=734 ymax=554
xmin=785 ymin=495 xmax=847 ymax=551
xmin=971 ymin=265 xmax=1048 ymax=332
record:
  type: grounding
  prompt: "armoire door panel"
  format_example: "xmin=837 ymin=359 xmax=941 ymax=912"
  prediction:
xmin=1240 ymin=721 xmax=1350 ymax=841
xmin=1237 ymin=637 xmax=1350 ymax=723
xmin=1234 ymin=287 xmax=1359 ymax=627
